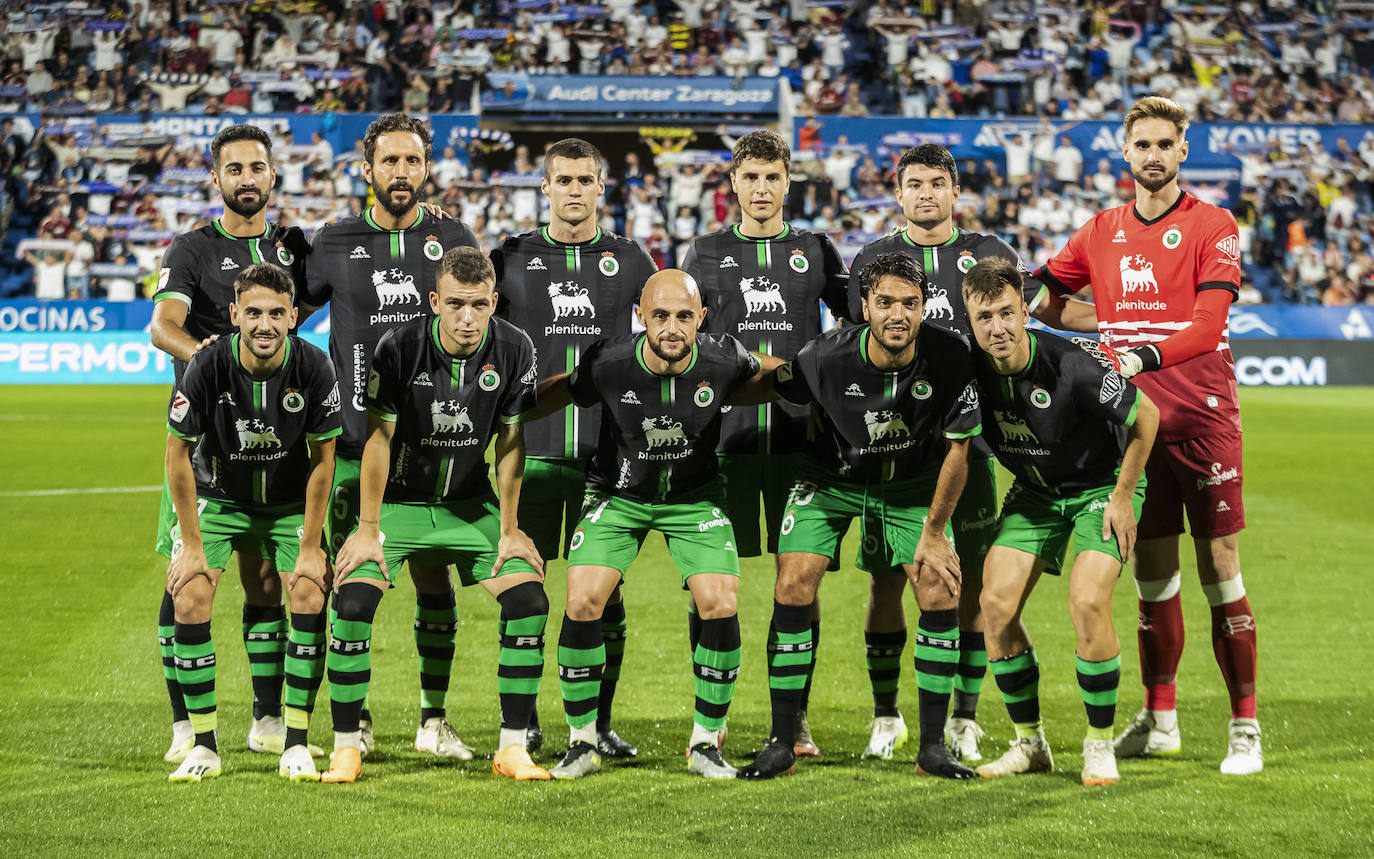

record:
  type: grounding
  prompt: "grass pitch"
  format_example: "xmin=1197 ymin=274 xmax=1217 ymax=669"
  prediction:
xmin=1 ymin=386 xmax=1371 ymax=857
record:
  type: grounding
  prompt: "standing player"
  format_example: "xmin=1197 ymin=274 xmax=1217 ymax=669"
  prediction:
xmin=683 ymin=130 xmax=849 ymax=757
xmin=742 ymin=252 xmax=981 ymax=781
xmin=846 ymin=144 xmax=1092 ymax=764
xmin=528 ymin=270 xmax=780 ymax=780
xmin=1034 ymin=96 xmax=1261 ymax=774
xmin=323 ymin=247 xmax=548 ymax=784
xmin=957 ymin=258 xmax=1158 ymax=786
xmin=151 ymin=123 xmax=312 ymax=763
xmin=302 ymin=113 xmax=483 ymax=760
xmin=164 ymin=263 xmax=340 ymax=782
xmin=491 ymin=138 xmax=657 ymax=758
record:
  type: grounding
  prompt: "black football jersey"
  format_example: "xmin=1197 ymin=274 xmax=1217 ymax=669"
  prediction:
xmin=302 ymin=209 xmax=480 ymax=459
xmin=492 ymin=226 xmax=657 ymax=459
xmin=365 ymin=316 xmax=536 ymax=503
xmin=568 ymin=333 xmax=760 ymax=503
xmin=974 ymin=329 xmax=1141 ymax=495
xmin=153 ymin=220 xmax=311 ymax=379
xmin=684 ymin=223 xmax=849 ymax=455
xmin=775 ymin=324 xmax=981 ymax=482
xmin=166 ymin=334 xmax=342 ymax=505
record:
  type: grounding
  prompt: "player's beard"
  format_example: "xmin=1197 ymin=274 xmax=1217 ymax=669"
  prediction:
xmin=373 ymin=177 xmax=417 ymax=218
xmin=222 ymin=186 xmax=268 ymax=218
xmin=245 ymin=331 xmax=284 ymax=361
xmin=1132 ymin=162 xmax=1177 ymax=193
xmin=648 ymin=332 xmax=692 ymax=363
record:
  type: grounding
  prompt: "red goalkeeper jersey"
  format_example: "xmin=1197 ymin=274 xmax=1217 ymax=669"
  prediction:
xmin=1037 ymin=192 xmax=1243 ymax=443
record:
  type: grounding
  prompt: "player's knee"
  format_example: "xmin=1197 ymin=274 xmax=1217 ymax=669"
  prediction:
xmin=697 ymin=591 xmax=737 ymax=619
xmin=1068 ymin=590 xmax=1108 ymax=628
xmin=288 ymin=580 xmax=326 ymax=615
xmin=173 ymin=580 xmax=214 ymax=621
xmin=333 ymin=581 xmax=384 ymax=622
xmin=565 ymin=589 xmax=606 ymax=622
xmin=776 ymin=567 xmax=821 ymax=605
xmin=978 ymin=588 xmax=1017 ymax=631
xmin=498 ymin=580 xmax=548 ymax=619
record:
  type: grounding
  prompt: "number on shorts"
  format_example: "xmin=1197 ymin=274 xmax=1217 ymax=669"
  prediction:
xmin=331 ymin=485 xmax=350 ymax=520
xmin=787 ymin=481 xmax=817 ymax=508
xmin=584 ymin=496 xmax=612 ymax=524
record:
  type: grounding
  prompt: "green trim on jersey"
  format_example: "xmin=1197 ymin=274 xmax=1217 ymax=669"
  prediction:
xmin=730 ymin=223 xmax=792 ymax=268
xmin=427 ymin=317 xmax=490 ymax=386
xmin=633 ymin=334 xmax=699 ymax=376
xmin=565 ymin=343 xmax=578 ymax=457
xmin=366 ymin=404 xmax=398 ymax=422
xmin=307 ymin=427 xmax=342 ymax=442
xmin=211 ymin=219 xmax=267 ymax=264
xmin=167 ymin=424 xmax=199 ymax=442
xmin=1123 ymin=396 xmax=1140 ymax=429
xmin=900 ymin=227 xmax=960 ymax=277
xmin=154 ymin=291 xmax=191 ymax=305
xmin=363 ymin=208 xmax=425 ymax=260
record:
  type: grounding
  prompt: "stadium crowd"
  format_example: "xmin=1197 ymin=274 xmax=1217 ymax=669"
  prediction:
xmin=2 ymin=0 xmax=1373 ymax=305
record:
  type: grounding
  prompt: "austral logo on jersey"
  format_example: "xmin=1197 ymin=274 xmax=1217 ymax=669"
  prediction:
xmin=1113 ymin=230 xmax=1127 ymax=244
xmin=546 ymin=282 xmax=602 ymax=336
xmin=526 ymin=257 xmax=547 ymax=271
xmin=220 ymin=257 xmax=239 ymax=271
xmin=413 ymin=372 xmax=433 ymax=386
xmin=426 ymin=401 xmax=480 ymax=447
xmin=844 ymin=382 xmax=865 ymax=397
xmin=719 ymin=255 xmax=739 ymax=268
xmin=639 ymin=416 xmax=689 ymax=460
xmin=350 ymin=246 xmax=371 ymax=259
xmin=924 ymin=287 xmax=955 ymax=322
xmin=232 ymin=419 xmax=289 ymax=462
xmin=738 ymin=276 xmax=793 ymax=331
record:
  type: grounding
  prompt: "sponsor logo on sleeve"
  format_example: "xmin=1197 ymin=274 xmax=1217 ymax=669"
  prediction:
xmin=158 ymin=267 xmax=171 ymax=292
xmin=322 ymin=382 xmax=341 ymax=415
xmin=1215 ymin=234 xmax=1241 ymax=268
xmin=170 ymin=390 xmax=190 ymax=422
xmin=1099 ymin=371 xmax=1126 ymax=406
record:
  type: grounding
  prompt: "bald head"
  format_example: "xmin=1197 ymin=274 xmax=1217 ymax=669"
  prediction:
xmin=636 ymin=269 xmax=705 ymax=367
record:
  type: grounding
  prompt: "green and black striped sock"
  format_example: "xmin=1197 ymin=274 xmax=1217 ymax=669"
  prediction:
xmin=496 ymin=582 xmax=548 ymax=732
xmin=415 ymin=590 xmax=457 ymax=722
xmin=558 ymin=616 xmax=604 ymax=731
xmin=243 ymin=604 xmax=286 ymax=720
xmin=765 ymin=602 xmax=812 ymax=744
xmin=598 ymin=599 xmax=627 ymax=730
xmin=953 ymin=631 xmax=987 ymax=720
xmin=914 ymin=609 xmax=960 ymax=746
xmin=693 ymin=616 xmax=741 ymax=732
xmin=799 ymin=615 xmax=820 ymax=713
xmin=866 ymin=629 xmax=906 ymax=718
xmin=284 ymin=610 xmax=326 ymax=749
xmin=159 ymin=591 xmax=187 ymax=723
xmin=328 ymin=584 xmax=383 ymax=734
xmin=1077 ymin=653 xmax=1122 ymax=741
xmin=173 ymin=620 xmax=217 ymax=753
xmin=991 ymin=648 xmax=1042 ymax=738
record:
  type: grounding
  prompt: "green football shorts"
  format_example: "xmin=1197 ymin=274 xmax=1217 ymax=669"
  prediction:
xmin=567 ymin=480 xmax=741 ymax=585
xmin=345 ymin=494 xmax=537 ymax=587
xmin=325 ymin=456 xmax=361 ymax=557
xmin=717 ymin=453 xmax=798 ymax=558
xmin=519 ymin=456 xmax=586 ymax=561
xmin=992 ymin=478 xmax=1147 ymax=573
xmin=170 ymin=498 xmax=305 ymax=572
xmin=777 ymin=463 xmax=950 ymax=572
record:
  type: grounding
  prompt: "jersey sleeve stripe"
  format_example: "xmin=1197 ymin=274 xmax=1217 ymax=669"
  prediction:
xmin=1026 ymin=284 xmax=1049 ymax=314
xmin=1198 ymin=280 xmax=1239 ymax=296
xmin=166 ymin=424 xmax=199 ymax=441
xmin=500 ymin=413 xmax=527 ymax=425
xmin=364 ymin=406 xmax=398 ymax=422
xmin=153 ymin=292 xmax=192 ymax=306
xmin=307 ymin=428 xmax=343 ymax=442
xmin=945 ymin=425 xmax=982 ymax=440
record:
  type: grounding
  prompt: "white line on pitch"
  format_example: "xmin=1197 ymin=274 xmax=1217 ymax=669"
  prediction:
xmin=0 ymin=485 xmax=161 ymax=498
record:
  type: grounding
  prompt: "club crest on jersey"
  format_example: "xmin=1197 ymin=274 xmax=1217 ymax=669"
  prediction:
xmin=642 ymin=416 xmax=687 ymax=449
xmin=423 ymin=235 xmax=443 ymax=261
xmin=373 ymin=269 xmax=421 ymax=306
xmin=1162 ymin=227 xmax=1183 ymax=250
xmin=431 ymin=401 xmax=474 ymax=433
xmin=276 ymin=242 xmax=295 ymax=266
xmin=1119 ymin=255 xmax=1159 ymax=295
xmin=789 ymin=250 xmax=809 ymax=273
xmin=694 ymin=382 xmax=715 ymax=407
xmin=957 ymin=251 xmax=977 ymax=272
xmin=235 ymin=418 xmax=281 ymax=449
xmin=911 ymin=378 xmax=933 ymax=400
xmin=1030 ymin=387 xmax=1052 ymax=409
xmin=549 ymin=282 xmax=594 ymax=319
xmin=479 ymin=364 xmax=501 ymax=391
xmin=864 ymin=409 xmax=910 ymax=442
xmin=924 ymin=287 xmax=954 ymax=321
xmin=740 ymin=276 xmax=786 ymax=314
xmin=282 ymin=389 xmax=305 ymax=413
xmin=719 ymin=255 xmax=739 ymax=268
xmin=599 ymin=252 xmax=619 ymax=276
xmin=995 ymin=409 xmax=1039 ymax=443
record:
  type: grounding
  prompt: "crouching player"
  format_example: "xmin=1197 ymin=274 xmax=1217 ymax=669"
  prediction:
xmin=325 ymin=247 xmax=549 ymax=783
xmin=962 ymin=259 xmax=1158 ymax=786
xmin=164 ymin=263 xmax=341 ymax=782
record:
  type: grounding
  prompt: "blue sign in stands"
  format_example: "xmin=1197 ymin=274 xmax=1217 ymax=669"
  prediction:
xmin=482 ymin=74 xmax=781 ymax=116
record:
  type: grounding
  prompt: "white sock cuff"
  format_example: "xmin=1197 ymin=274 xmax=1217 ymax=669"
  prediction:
xmin=498 ymin=727 xmax=527 ymax=751
xmin=1136 ymin=573 xmax=1182 ymax=603
xmin=570 ymin=724 xmax=597 ymax=746
xmin=334 ymin=730 xmax=362 ymax=751
xmin=1202 ymin=575 xmax=1245 ymax=607
xmin=689 ymin=722 xmax=717 ymax=749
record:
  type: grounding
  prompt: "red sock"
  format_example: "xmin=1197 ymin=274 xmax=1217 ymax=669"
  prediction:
xmin=1138 ymin=592 xmax=1185 ymax=711
xmin=1210 ymin=597 xmax=1258 ymax=719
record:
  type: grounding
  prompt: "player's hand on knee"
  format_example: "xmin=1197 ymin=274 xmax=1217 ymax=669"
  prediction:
xmin=168 ymin=548 xmax=212 ymax=597
xmin=913 ymin=533 xmax=961 ymax=597
xmin=290 ymin=545 xmax=329 ymax=597
xmin=1103 ymin=496 xmax=1138 ymax=561
xmin=334 ymin=532 xmax=384 ymax=585
xmin=495 ymin=529 xmax=545 ymax=580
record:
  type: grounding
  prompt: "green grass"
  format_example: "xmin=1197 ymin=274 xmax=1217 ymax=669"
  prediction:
xmin=1 ymin=386 xmax=1371 ymax=856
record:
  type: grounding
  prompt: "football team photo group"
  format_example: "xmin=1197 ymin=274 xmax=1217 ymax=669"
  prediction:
xmin=147 ymin=97 xmax=1263 ymax=794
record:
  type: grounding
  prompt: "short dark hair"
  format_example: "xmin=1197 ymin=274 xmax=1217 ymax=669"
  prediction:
xmin=363 ymin=113 xmax=433 ymax=165
xmin=437 ymin=246 xmax=495 ymax=288
xmin=211 ymin=124 xmax=273 ymax=170
xmin=543 ymin=138 xmax=603 ymax=179
xmin=731 ymin=130 xmax=791 ymax=173
xmin=961 ymin=256 xmax=1022 ymax=306
xmin=895 ymin=143 xmax=958 ymax=187
xmin=233 ymin=263 xmax=295 ymax=300
xmin=858 ymin=252 xmax=928 ymax=300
